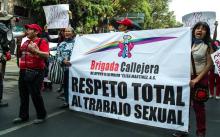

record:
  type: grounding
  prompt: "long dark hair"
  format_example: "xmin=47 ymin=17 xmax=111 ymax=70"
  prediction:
xmin=192 ymin=21 xmax=211 ymax=45
xmin=58 ymin=29 xmax=65 ymax=44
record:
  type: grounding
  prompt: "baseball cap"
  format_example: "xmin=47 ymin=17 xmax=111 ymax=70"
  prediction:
xmin=117 ymin=18 xmax=133 ymax=27
xmin=25 ymin=24 xmax=42 ymax=34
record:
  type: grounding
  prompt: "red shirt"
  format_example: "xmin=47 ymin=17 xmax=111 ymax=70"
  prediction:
xmin=19 ymin=38 xmax=49 ymax=69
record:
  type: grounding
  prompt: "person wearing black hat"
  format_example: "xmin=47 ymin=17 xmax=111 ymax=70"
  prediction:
xmin=13 ymin=24 xmax=49 ymax=124
xmin=0 ymin=11 xmax=13 ymax=107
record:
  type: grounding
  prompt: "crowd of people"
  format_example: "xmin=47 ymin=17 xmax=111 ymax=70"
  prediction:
xmin=1 ymin=12 xmax=220 ymax=137
xmin=0 ymin=17 xmax=136 ymax=120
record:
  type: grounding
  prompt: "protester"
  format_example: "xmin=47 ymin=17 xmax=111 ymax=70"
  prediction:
xmin=173 ymin=22 xmax=213 ymax=137
xmin=43 ymin=11 xmax=73 ymax=95
xmin=13 ymin=24 xmax=49 ymax=124
xmin=43 ymin=9 xmax=72 ymax=45
xmin=43 ymin=26 xmax=66 ymax=93
xmin=0 ymin=11 xmax=13 ymax=107
xmin=116 ymin=17 xmax=142 ymax=32
xmin=0 ymin=41 xmax=9 ymax=107
xmin=209 ymin=40 xmax=220 ymax=99
xmin=56 ymin=26 xmax=75 ymax=108
xmin=107 ymin=19 xmax=116 ymax=33
xmin=116 ymin=18 xmax=133 ymax=32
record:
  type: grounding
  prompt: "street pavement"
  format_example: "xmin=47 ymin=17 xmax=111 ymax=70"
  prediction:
xmin=0 ymin=60 xmax=220 ymax=137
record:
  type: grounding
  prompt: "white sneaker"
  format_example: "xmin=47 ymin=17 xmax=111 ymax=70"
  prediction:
xmin=43 ymin=77 xmax=51 ymax=82
xmin=209 ymin=95 xmax=214 ymax=98
xmin=33 ymin=118 xmax=46 ymax=124
xmin=215 ymin=96 xmax=220 ymax=100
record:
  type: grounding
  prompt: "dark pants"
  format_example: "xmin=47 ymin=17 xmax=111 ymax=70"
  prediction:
xmin=0 ymin=62 xmax=6 ymax=101
xmin=193 ymin=101 xmax=206 ymax=136
xmin=64 ymin=69 xmax=69 ymax=103
xmin=0 ymin=72 xmax=3 ymax=101
xmin=18 ymin=69 xmax=47 ymax=119
xmin=209 ymin=68 xmax=220 ymax=96
xmin=191 ymin=75 xmax=208 ymax=136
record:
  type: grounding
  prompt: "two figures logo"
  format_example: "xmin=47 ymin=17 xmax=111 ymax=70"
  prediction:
xmin=118 ymin=35 xmax=134 ymax=58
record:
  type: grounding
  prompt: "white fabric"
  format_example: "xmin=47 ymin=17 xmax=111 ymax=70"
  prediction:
xmin=69 ymin=28 xmax=191 ymax=132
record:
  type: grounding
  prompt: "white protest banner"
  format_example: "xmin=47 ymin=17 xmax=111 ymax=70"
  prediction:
xmin=69 ymin=28 xmax=191 ymax=132
xmin=182 ymin=11 xmax=216 ymax=35
xmin=211 ymin=50 xmax=220 ymax=76
xmin=43 ymin=4 xmax=69 ymax=29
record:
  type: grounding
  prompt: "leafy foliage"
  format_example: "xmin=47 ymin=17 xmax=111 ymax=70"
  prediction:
xmin=19 ymin=0 xmax=58 ymax=26
xmin=68 ymin=0 xmax=116 ymax=33
xmin=19 ymin=0 xmax=180 ymax=33
xmin=113 ymin=0 xmax=151 ymax=29
xmin=147 ymin=0 xmax=177 ymax=29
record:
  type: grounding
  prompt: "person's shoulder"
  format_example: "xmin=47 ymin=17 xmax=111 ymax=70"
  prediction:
xmin=38 ymin=38 xmax=48 ymax=44
xmin=67 ymin=39 xmax=75 ymax=44
xmin=59 ymin=41 xmax=67 ymax=45
xmin=36 ymin=38 xmax=49 ymax=48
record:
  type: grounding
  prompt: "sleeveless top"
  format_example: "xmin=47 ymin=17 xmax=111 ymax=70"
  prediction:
xmin=191 ymin=42 xmax=209 ymax=75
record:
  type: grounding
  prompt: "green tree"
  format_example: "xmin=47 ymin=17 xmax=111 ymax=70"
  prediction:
xmin=19 ymin=0 xmax=180 ymax=33
xmin=147 ymin=0 xmax=178 ymax=29
xmin=90 ymin=0 xmax=179 ymax=30
xmin=108 ymin=0 xmax=179 ymax=29
xmin=19 ymin=0 xmax=58 ymax=26
xmin=112 ymin=0 xmax=151 ymax=29
xmin=68 ymin=0 xmax=115 ymax=33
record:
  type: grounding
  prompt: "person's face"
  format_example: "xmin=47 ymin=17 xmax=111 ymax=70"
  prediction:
xmin=108 ymin=24 xmax=114 ymax=31
xmin=118 ymin=24 xmax=127 ymax=32
xmin=64 ymin=28 xmax=74 ymax=39
xmin=194 ymin=25 xmax=207 ymax=39
xmin=26 ymin=28 xmax=38 ymax=39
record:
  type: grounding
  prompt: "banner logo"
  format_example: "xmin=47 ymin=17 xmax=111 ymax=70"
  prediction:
xmin=118 ymin=35 xmax=134 ymax=58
